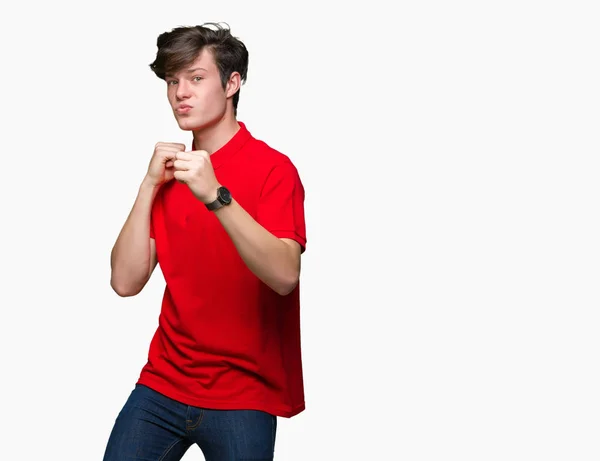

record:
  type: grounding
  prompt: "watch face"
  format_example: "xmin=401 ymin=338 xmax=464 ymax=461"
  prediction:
xmin=219 ymin=187 xmax=232 ymax=203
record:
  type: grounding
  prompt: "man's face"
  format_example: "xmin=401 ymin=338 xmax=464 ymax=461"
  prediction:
xmin=166 ymin=48 xmax=231 ymax=131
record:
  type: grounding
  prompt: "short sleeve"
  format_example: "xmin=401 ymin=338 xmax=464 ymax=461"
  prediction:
xmin=150 ymin=213 xmax=155 ymax=239
xmin=256 ymin=161 xmax=307 ymax=253
xmin=149 ymin=187 xmax=161 ymax=239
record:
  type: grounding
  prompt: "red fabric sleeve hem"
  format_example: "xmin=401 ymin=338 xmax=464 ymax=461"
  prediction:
xmin=271 ymin=230 xmax=306 ymax=253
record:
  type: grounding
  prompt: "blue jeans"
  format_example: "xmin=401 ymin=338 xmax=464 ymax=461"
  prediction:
xmin=103 ymin=384 xmax=277 ymax=460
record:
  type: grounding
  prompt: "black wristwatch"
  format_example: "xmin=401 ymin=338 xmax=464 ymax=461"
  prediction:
xmin=205 ymin=186 xmax=232 ymax=211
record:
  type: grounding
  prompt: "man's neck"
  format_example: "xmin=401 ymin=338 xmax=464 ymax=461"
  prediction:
xmin=192 ymin=116 xmax=240 ymax=155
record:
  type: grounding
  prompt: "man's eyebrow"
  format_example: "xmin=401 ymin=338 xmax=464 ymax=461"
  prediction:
xmin=165 ymin=67 xmax=208 ymax=78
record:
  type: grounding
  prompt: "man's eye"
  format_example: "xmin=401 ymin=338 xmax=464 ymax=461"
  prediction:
xmin=167 ymin=80 xmax=178 ymax=86
xmin=193 ymin=76 xmax=202 ymax=82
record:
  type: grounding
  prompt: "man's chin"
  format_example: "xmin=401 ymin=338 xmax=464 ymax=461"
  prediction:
xmin=176 ymin=118 xmax=200 ymax=131
xmin=176 ymin=117 xmax=219 ymax=132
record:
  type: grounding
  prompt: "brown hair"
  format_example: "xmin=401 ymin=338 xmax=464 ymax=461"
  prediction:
xmin=149 ymin=23 xmax=249 ymax=115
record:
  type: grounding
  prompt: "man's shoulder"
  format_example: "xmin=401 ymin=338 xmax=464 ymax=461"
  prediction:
xmin=244 ymin=137 xmax=298 ymax=172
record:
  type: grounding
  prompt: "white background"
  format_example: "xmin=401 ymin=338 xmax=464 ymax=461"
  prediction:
xmin=1 ymin=0 xmax=599 ymax=459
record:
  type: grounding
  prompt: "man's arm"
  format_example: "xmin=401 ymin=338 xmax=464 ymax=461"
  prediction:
xmin=213 ymin=199 xmax=302 ymax=296
xmin=110 ymin=142 xmax=185 ymax=297
xmin=110 ymin=179 xmax=160 ymax=297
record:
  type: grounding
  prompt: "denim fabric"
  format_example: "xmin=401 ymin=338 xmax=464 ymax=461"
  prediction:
xmin=103 ymin=384 xmax=277 ymax=460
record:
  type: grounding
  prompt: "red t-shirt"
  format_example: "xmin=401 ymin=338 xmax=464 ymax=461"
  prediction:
xmin=137 ymin=122 xmax=307 ymax=418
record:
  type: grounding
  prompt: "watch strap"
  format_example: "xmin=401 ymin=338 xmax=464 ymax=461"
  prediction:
xmin=205 ymin=199 xmax=224 ymax=211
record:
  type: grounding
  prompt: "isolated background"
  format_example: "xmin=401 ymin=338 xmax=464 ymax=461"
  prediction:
xmin=1 ymin=0 xmax=598 ymax=459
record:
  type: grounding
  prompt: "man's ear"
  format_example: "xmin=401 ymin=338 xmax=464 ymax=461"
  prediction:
xmin=226 ymin=72 xmax=241 ymax=98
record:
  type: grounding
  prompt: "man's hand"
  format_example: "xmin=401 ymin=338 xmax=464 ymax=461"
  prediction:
xmin=173 ymin=150 xmax=220 ymax=203
xmin=145 ymin=142 xmax=186 ymax=187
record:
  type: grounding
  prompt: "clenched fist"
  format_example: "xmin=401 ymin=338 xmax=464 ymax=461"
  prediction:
xmin=173 ymin=150 xmax=220 ymax=204
xmin=146 ymin=142 xmax=186 ymax=187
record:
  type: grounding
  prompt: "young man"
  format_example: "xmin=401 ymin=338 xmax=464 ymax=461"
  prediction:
xmin=103 ymin=23 xmax=307 ymax=461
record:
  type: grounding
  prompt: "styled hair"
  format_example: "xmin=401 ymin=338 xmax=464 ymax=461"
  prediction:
xmin=149 ymin=23 xmax=249 ymax=115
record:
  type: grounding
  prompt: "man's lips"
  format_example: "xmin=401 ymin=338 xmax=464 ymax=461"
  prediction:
xmin=176 ymin=105 xmax=193 ymax=113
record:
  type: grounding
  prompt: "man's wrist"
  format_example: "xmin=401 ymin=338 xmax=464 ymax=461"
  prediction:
xmin=141 ymin=176 xmax=160 ymax=192
xmin=202 ymin=184 xmax=221 ymax=204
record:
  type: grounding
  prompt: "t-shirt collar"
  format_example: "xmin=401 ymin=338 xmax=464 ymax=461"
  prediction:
xmin=191 ymin=121 xmax=251 ymax=170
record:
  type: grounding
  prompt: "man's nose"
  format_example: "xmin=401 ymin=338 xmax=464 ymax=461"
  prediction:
xmin=176 ymin=80 xmax=191 ymax=100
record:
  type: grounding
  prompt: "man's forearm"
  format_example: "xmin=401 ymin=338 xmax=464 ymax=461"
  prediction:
xmin=213 ymin=199 xmax=300 ymax=296
xmin=110 ymin=179 xmax=160 ymax=296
